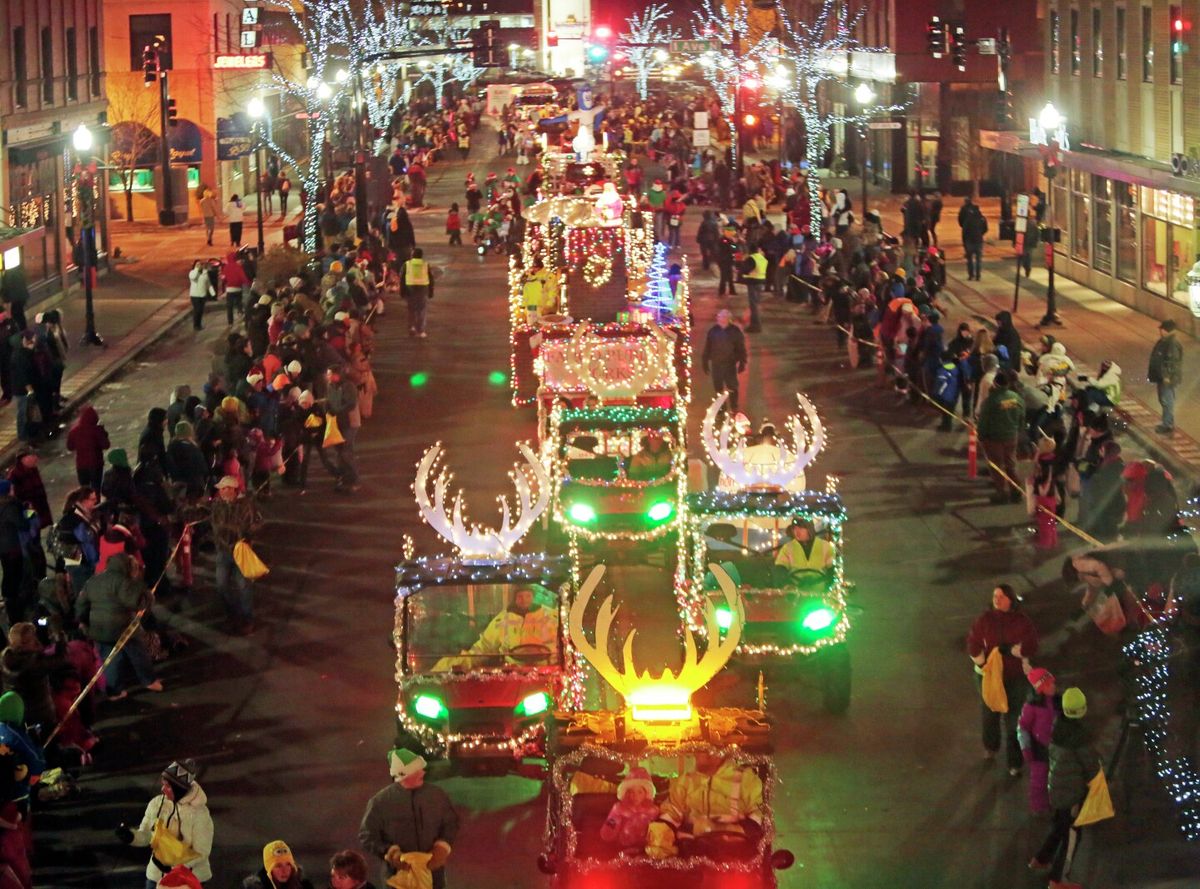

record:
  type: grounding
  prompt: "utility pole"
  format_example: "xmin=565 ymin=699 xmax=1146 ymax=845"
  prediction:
xmin=143 ymin=38 xmax=177 ymax=226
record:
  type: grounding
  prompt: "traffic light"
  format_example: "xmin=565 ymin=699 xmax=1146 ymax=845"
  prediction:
xmin=950 ymin=22 xmax=968 ymax=71
xmin=742 ymin=112 xmax=759 ymax=128
xmin=587 ymin=43 xmax=609 ymax=62
xmin=587 ymin=25 xmax=612 ymax=63
xmin=474 ymin=21 xmax=499 ymax=67
xmin=1171 ymin=6 xmax=1189 ymax=54
xmin=142 ymin=44 xmax=158 ymax=85
xmin=926 ymin=17 xmax=947 ymax=58
xmin=166 ymin=97 xmax=178 ymax=126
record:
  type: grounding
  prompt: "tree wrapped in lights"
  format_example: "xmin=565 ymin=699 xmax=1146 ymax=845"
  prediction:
xmin=261 ymin=0 xmax=355 ymax=251
xmin=771 ymin=0 xmax=906 ymax=227
xmin=358 ymin=0 xmax=416 ymax=151
xmin=687 ymin=0 xmax=765 ymax=127
xmin=415 ymin=26 xmax=481 ymax=108
xmin=619 ymin=4 xmax=681 ymax=101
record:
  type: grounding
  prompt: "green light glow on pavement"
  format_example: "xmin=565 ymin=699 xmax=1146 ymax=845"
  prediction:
xmin=488 ymin=370 xmax=508 ymax=386
xmin=410 ymin=371 xmax=430 ymax=388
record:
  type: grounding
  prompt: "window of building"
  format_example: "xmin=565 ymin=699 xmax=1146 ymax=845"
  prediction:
xmin=1053 ymin=177 xmax=1070 ymax=257
xmin=1116 ymin=7 xmax=1127 ymax=79
xmin=129 ymin=14 xmax=172 ymax=71
xmin=1143 ymin=6 xmax=1154 ymax=81
xmin=1115 ymin=182 xmax=1138 ymax=283
xmin=89 ymin=26 xmax=100 ymax=96
xmin=1093 ymin=8 xmax=1104 ymax=76
xmin=1140 ymin=187 xmax=1196 ymax=300
xmin=66 ymin=28 xmax=77 ymax=101
xmin=1093 ymin=176 xmax=1113 ymax=273
xmin=1050 ymin=11 xmax=1061 ymax=73
xmin=1071 ymin=8 xmax=1081 ymax=74
xmin=1142 ymin=216 xmax=1170 ymax=296
xmin=1171 ymin=4 xmax=1184 ymax=83
xmin=1071 ymin=168 xmax=1090 ymax=262
xmin=12 ymin=26 xmax=27 ymax=108
xmin=39 ymin=27 xmax=53 ymax=104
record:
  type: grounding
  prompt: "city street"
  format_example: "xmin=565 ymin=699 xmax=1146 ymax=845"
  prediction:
xmin=28 ymin=145 xmax=1199 ymax=889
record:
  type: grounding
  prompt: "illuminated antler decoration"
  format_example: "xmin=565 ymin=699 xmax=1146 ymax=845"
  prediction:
xmin=565 ymin=320 xmax=674 ymax=401
xmin=569 ymin=563 xmax=743 ymax=719
xmin=701 ymin=391 xmax=826 ymax=490
xmin=414 ymin=442 xmax=550 ymax=559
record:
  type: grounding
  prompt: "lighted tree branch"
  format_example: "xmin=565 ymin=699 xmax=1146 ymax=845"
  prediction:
xmin=619 ymin=4 xmax=681 ymax=101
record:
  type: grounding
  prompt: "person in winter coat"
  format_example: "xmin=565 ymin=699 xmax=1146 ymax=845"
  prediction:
xmin=167 ymin=423 xmax=211 ymax=501
xmin=139 ymin=408 xmax=174 ymax=479
xmin=702 ymin=310 xmax=747 ymax=413
xmin=242 ymin=840 xmax=315 ymax=889
xmin=117 ymin=759 xmax=213 ymax=887
xmin=225 ymin=195 xmax=245 ymax=246
xmin=1017 ymin=668 xmax=1062 ymax=814
xmin=328 ymin=849 xmax=377 ymax=889
xmin=0 ymin=691 xmax=44 ymax=889
xmin=976 ymin=372 xmax=1026 ymax=502
xmin=0 ymin=623 xmax=64 ymax=733
xmin=601 ymin=767 xmax=660 ymax=847
xmin=1148 ymin=318 xmax=1184 ymax=434
xmin=966 ymin=583 xmax=1040 ymax=775
xmin=958 ymin=196 xmax=988 ymax=280
xmin=188 ymin=261 xmax=215 ymax=330
xmin=74 ymin=553 xmax=161 ymax=697
xmin=993 ymin=311 xmax=1022 ymax=371
xmin=7 ymin=450 xmax=50 ymax=531
xmin=222 ymin=252 xmax=251 ymax=326
xmin=359 ymin=748 xmax=458 ymax=889
xmin=1030 ymin=688 xmax=1098 ymax=886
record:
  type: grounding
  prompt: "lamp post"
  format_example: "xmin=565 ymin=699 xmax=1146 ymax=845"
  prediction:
xmin=1037 ymin=101 xmax=1063 ymax=327
xmin=248 ymin=96 xmax=267 ymax=256
xmin=72 ymin=124 xmax=104 ymax=346
xmin=854 ymin=82 xmax=876 ymax=219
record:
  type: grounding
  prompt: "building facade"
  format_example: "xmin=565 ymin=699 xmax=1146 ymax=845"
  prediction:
xmin=1 ymin=0 xmax=108 ymax=298
xmin=1030 ymin=0 xmax=1200 ymax=330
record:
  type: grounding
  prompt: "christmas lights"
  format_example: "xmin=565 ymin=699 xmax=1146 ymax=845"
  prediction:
xmin=620 ymin=4 xmax=683 ymax=100
xmin=582 ymin=254 xmax=614 ymax=287
xmin=701 ymin=392 xmax=827 ymax=492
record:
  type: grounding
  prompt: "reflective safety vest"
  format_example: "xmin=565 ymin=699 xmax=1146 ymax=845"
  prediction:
xmin=660 ymin=760 xmax=764 ymax=836
xmin=405 ymin=258 xmax=430 ymax=286
xmin=775 ymin=536 xmax=833 ymax=571
xmin=745 ymin=252 xmax=769 ymax=280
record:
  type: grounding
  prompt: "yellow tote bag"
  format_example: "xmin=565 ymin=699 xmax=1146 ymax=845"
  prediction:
xmin=980 ymin=647 xmax=1008 ymax=713
xmin=150 ymin=820 xmax=198 ymax=868
xmin=323 ymin=415 xmax=345 ymax=448
xmin=1074 ymin=769 xmax=1115 ymax=826
xmin=233 ymin=539 xmax=269 ymax=580
xmin=304 ymin=413 xmax=323 ymax=429
xmin=387 ymin=852 xmax=432 ymax=889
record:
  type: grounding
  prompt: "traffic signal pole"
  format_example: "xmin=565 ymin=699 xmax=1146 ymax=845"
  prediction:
xmin=158 ymin=70 xmax=176 ymax=226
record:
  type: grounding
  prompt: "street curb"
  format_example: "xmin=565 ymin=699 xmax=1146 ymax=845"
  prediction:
xmin=0 ymin=293 xmax=195 ymax=469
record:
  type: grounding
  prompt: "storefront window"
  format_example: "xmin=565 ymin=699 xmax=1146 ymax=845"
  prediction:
xmin=1052 ymin=179 xmax=1069 ymax=254
xmin=1092 ymin=176 xmax=1112 ymax=273
xmin=1170 ymin=224 xmax=1197 ymax=304
xmin=1142 ymin=215 xmax=1169 ymax=296
xmin=1071 ymin=169 xmax=1090 ymax=262
xmin=1115 ymin=182 xmax=1138 ymax=283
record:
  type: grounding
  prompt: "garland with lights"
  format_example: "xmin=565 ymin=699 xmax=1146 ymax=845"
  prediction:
xmin=542 ymin=742 xmax=780 ymax=875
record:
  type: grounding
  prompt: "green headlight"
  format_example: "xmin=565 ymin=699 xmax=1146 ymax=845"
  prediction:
xmin=646 ymin=501 xmax=674 ymax=522
xmin=801 ymin=605 xmax=837 ymax=633
xmin=516 ymin=691 xmax=550 ymax=717
xmin=569 ymin=502 xmax=597 ymax=523
xmin=413 ymin=694 xmax=448 ymax=721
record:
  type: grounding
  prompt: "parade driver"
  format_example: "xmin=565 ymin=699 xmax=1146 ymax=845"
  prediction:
xmin=655 ymin=751 xmax=764 ymax=849
xmin=627 ymin=430 xmax=673 ymax=481
xmin=437 ymin=586 xmax=559 ymax=669
xmin=774 ymin=519 xmax=834 ymax=576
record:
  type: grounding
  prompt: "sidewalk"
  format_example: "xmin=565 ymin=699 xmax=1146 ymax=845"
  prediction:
xmin=0 ymin=209 xmax=298 ymax=462
xmin=842 ymin=184 xmax=1200 ymax=482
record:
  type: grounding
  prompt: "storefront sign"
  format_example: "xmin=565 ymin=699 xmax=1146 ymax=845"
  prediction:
xmin=1029 ymin=117 xmax=1070 ymax=150
xmin=217 ymin=115 xmax=254 ymax=161
xmin=215 ymin=54 xmax=271 ymax=69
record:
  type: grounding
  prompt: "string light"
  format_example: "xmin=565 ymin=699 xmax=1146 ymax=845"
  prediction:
xmin=582 ymin=254 xmax=614 ymax=287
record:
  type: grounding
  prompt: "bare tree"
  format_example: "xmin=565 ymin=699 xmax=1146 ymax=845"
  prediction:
xmin=619 ymin=4 xmax=681 ymax=101
xmin=106 ymin=89 xmax=161 ymax=222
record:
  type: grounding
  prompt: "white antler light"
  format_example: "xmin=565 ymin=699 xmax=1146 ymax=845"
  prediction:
xmin=414 ymin=442 xmax=550 ymax=559
xmin=701 ymin=391 xmax=826 ymax=490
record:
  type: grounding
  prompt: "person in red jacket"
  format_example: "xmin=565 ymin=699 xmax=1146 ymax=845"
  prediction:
xmin=65 ymin=405 xmax=110 ymax=490
xmin=222 ymin=252 xmax=251 ymax=326
xmin=966 ymin=583 xmax=1040 ymax=775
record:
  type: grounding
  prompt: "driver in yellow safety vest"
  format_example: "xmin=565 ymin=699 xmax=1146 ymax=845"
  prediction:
xmin=658 ymin=752 xmax=764 ymax=841
xmin=522 ymin=261 xmax=554 ymax=319
xmin=434 ymin=588 xmax=558 ymax=670
xmin=775 ymin=519 xmax=833 ymax=572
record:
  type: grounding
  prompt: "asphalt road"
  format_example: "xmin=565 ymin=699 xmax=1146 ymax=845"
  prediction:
xmin=33 ymin=134 xmax=1200 ymax=889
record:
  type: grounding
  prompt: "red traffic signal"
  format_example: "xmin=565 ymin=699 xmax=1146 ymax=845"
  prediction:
xmin=742 ymin=112 xmax=759 ymax=128
xmin=546 ymin=30 xmax=558 ymax=47
xmin=593 ymin=25 xmax=613 ymax=41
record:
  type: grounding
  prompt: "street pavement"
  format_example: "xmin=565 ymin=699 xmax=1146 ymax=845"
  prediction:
xmin=28 ymin=138 xmax=1200 ymax=889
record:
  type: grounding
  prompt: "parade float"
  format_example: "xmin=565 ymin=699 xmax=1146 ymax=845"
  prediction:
xmin=393 ymin=442 xmax=587 ymax=771
xmin=536 ymin=564 xmax=795 ymax=888
xmin=683 ymin=392 xmax=852 ymax=713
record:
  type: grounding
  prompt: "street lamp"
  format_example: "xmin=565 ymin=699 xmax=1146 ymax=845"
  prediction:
xmin=1037 ymin=101 xmax=1063 ymax=327
xmin=248 ymin=97 xmax=267 ymax=256
xmin=72 ymin=124 xmax=103 ymax=346
xmin=854 ymin=83 xmax=876 ymax=219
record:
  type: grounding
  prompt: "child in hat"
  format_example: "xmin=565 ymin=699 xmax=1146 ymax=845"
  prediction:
xmin=1017 ymin=668 xmax=1062 ymax=813
xmin=600 ymin=766 xmax=659 ymax=847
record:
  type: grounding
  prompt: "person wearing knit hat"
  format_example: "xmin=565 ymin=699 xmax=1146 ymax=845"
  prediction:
xmin=966 ymin=584 xmax=1041 ymax=777
xmin=1017 ymin=669 xmax=1061 ymax=814
xmin=600 ymin=766 xmax=660 ymax=847
xmin=359 ymin=748 xmax=459 ymax=888
xmin=1030 ymin=686 xmax=1099 ymax=884
xmin=116 ymin=758 xmax=213 ymax=886
xmin=286 ymin=360 xmax=302 ymax=377
xmin=271 ymin=373 xmax=291 ymax=392
xmin=107 ymin=448 xmax=129 ymax=470
xmin=242 ymin=839 xmax=316 ymax=889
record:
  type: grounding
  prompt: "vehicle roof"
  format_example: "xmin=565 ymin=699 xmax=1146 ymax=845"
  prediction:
xmin=556 ymin=405 xmax=681 ymax=433
xmin=686 ymin=489 xmax=847 ymax=521
xmin=395 ymin=552 xmax=572 ymax=593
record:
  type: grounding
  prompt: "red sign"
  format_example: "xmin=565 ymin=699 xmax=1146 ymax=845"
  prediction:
xmin=214 ymin=54 xmax=271 ymax=70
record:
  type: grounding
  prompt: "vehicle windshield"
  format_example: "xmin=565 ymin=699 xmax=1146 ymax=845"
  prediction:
xmin=563 ymin=428 xmax=678 ymax=482
xmin=406 ymin=582 xmax=562 ymax=673
xmin=700 ymin=515 xmax=837 ymax=590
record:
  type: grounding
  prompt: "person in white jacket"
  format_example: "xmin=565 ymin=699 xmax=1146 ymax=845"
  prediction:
xmin=117 ymin=759 xmax=214 ymax=888
xmin=188 ymin=261 xmax=215 ymax=331
xmin=224 ymin=195 xmax=245 ymax=247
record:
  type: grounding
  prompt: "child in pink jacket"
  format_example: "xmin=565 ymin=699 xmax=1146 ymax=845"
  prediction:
xmin=1017 ymin=668 xmax=1062 ymax=813
xmin=600 ymin=766 xmax=659 ymax=848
